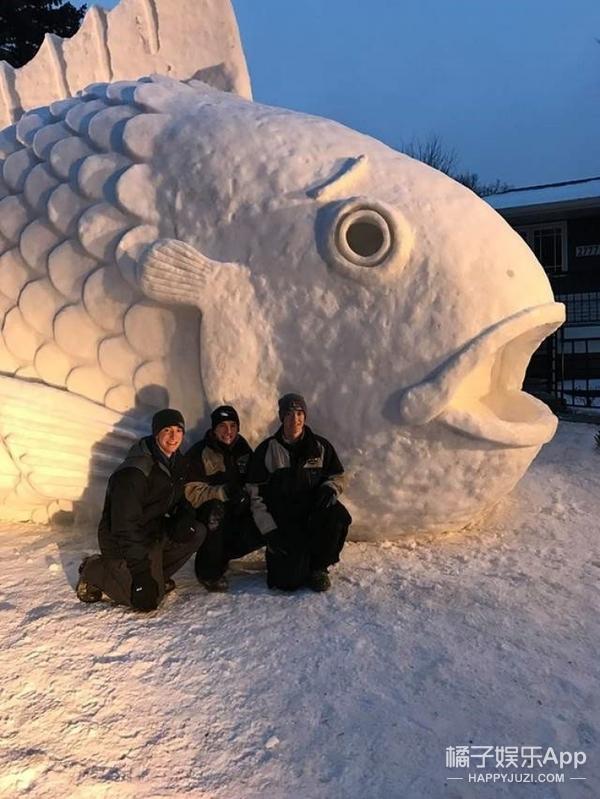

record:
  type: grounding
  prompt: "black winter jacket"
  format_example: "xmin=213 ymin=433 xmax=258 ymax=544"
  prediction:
xmin=98 ymin=436 xmax=188 ymax=576
xmin=246 ymin=425 xmax=345 ymax=535
xmin=185 ymin=431 xmax=252 ymax=509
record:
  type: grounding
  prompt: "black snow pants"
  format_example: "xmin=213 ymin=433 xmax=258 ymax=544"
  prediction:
xmin=266 ymin=501 xmax=352 ymax=591
xmin=194 ymin=499 xmax=264 ymax=582
xmin=81 ymin=525 xmax=206 ymax=607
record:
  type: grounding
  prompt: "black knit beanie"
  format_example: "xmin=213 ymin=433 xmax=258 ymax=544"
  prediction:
xmin=152 ymin=408 xmax=185 ymax=436
xmin=278 ymin=393 xmax=307 ymax=421
xmin=210 ymin=405 xmax=240 ymax=429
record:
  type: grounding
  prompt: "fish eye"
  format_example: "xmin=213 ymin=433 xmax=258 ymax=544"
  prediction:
xmin=335 ymin=207 xmax=393 ymax=267
xmin=320 ymin=196 xmax=412 ymax=282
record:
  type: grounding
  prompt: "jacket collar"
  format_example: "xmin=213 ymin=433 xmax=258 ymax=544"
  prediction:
xmin=203 ymin=429 xmax=247 ymax=456
xmin=275 ymin=425 xmax=319 ymax=459
xmin=116 ymin=435 xmax=178 ymax=478
xmin=146 ymin=435 xmax=181 ymax=475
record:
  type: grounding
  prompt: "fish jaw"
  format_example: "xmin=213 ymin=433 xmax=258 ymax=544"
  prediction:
xmin=396 ymin=302 xmax=565 ymax=447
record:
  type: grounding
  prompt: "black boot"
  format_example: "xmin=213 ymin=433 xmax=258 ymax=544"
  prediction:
xmin=308 ymin=569 xmax=331 ymax=592
xmin=200 ymin=575 xmax=229 ymax=592
xmin=76 ymin=557 xmax=102 ymax=603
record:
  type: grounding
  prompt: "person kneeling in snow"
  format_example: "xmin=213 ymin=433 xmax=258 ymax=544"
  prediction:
xmin=76 ymin=409 xmax=206 ymax=611
xmin=185 ymin=405 xmax=263 ymax=592
xmin=247 ymin=393 xmax=352 ymax=592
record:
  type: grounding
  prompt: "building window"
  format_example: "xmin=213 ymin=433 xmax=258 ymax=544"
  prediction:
xmin=517 ymin=222 xmax=567 ymax=274
xmin=556 ymin=292 xmax=600 ymax=324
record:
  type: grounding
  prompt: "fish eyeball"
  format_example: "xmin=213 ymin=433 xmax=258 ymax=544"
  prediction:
xmin=320 ymin=197 xmax=413 ymax=283
xmin=336 ymin=208 xmax=391 ymax=266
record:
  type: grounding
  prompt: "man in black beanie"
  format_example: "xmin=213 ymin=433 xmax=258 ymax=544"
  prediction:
xmin=185 ymin=405 xmax=263 ymax=591
xmin=246 ymin=393 xmax=352 ymax=592
xmin=76 ymin=408 xmax=205 ymax=611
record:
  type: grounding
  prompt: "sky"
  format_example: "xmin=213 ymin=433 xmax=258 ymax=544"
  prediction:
xmin=77 ymin=0 xmax=600 ymax=188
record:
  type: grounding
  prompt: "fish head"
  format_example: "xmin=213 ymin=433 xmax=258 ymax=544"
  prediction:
xmin=146 ymin=91 xmax=564 ymax=537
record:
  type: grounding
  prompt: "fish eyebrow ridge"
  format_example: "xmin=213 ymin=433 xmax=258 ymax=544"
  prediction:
xmin=306 ymin=154 xmax=368 ymax=202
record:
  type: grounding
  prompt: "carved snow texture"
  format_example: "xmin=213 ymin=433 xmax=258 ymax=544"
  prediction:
xmin=0 ymin=0 xmax=252 ymax=129
xmin=0 ymin=79 xmax=194 ymax=416
xmin=0 ymin=374 xmax=150 ymax=523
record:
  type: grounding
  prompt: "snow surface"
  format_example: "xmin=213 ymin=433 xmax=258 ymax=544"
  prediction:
xmin=1 ymin=420 xmax=598 ymax=799
xmin=487 ymin=179 xmax=600 ymax=211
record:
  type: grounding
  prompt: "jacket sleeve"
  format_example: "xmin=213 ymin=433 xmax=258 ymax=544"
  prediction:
xmin=185 ymin=481 xmax=226 ymax=508
xmin=245 ymin=441 xmax=277 ymax=536
xmin=320 ymin=439 xmax=345 ymax=496
xmin=184 ymin=445 xmax=226 ymax=508
xmin=109 ymin=467 xmax=152 ymax=576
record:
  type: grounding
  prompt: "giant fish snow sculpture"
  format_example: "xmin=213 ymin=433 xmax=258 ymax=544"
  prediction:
xmin=0 ymin=0 xmax=564 ymax=535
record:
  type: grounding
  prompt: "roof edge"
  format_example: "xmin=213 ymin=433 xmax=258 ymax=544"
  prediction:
xmin=487 ymin=175 xmax=600 ymax=198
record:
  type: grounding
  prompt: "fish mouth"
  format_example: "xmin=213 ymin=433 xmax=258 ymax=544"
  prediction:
xmin=397 ymin=302 xmax=566 ymax=447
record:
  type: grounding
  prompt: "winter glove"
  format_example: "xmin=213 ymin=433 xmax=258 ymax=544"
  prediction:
xmin=225 ymin=484 xmax=250 ymax=515
xmin=264 ymin=528 xmax=288 ymax=557
xmin=167 ymin=502 xmax=202 ymax=543
xmin=130 ymin=571 xmax=159 ymax=612
xmin=314 ymin=484 xmax=337 ymax=512
xmin=204 ymin=500 xmax=226 ymax=532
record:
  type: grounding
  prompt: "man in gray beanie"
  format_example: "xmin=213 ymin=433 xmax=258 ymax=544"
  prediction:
xmin=246 ymin=393 xmax=352 ymax=592
xmin=76 ymin=408 xmax=205 ymax=611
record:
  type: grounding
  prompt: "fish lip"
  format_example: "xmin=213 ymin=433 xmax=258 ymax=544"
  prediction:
xmin=397 ymin=302 xmax=566 ymax=447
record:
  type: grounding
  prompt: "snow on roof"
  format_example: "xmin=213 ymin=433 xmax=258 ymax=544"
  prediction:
xmin=486 ymin=177 xmax=600 ymax=211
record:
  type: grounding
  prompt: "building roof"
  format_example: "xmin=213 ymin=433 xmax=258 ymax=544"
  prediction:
xmin=486 ymin=177 xmax=600 ymax=213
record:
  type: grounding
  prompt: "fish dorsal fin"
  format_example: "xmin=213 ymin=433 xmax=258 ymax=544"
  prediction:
xmin=0 ymin=0 xmax=251 ymax=129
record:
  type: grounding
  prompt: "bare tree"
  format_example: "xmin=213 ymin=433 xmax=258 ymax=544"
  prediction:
xmin=401 ymin=134 xmax=511 ymax=197
xmin=454 ymin=171 xmax=512 ymax=197
xmin=401 ymin=134 xmax=459 ymax=176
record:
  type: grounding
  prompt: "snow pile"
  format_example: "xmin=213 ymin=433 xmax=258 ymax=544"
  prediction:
xmin=0 ymin=421 xmax=598 ymax=798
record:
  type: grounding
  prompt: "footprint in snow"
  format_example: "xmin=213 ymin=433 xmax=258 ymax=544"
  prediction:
xmin=25 ymin=603 xmax=58 ymax=622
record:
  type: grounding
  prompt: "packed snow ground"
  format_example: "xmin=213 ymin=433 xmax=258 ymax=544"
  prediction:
xmin=0 ymin=421 xmax=598 ymax=799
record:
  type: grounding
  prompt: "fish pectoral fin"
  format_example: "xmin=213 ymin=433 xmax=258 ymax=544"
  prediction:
xmin=137 ymin=238 xmax=233 ymax=307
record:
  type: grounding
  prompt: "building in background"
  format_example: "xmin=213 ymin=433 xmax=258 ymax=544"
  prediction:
xmin=487 ymin=178 xmax=600 ymax=409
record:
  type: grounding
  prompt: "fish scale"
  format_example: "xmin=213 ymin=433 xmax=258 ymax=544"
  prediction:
xmin=0 ymin=75 xmax=180 ymax=522
xmin=0 ymin=0 xmax=251 ymax=523
xmin=0 ymin=79 xmax=181 ymax=415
